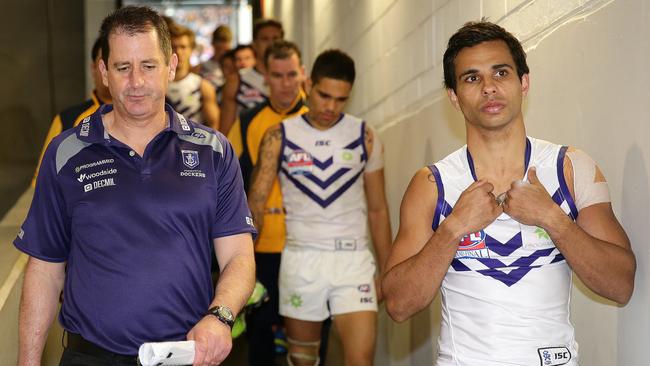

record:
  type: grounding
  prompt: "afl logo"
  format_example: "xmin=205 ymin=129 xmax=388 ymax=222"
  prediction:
xmin=458 ymin=231 xmax=486 ymax=250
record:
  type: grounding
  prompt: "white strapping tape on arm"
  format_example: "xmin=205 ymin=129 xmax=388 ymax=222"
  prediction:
xmin=365 ymin=127 xmax=384 ymax=173
xmin=566 ymin=149 xmax=610 ymax=210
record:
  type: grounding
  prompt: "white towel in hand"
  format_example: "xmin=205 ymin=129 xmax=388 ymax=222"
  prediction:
xmin=138 ymin=340 xmax=195 ymax=366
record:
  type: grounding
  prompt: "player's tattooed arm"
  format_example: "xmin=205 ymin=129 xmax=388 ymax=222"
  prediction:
xmin=364 ymin=125 xmax=374 ymax=157
xmin=248 ymin=124 xmax=283 ymax=233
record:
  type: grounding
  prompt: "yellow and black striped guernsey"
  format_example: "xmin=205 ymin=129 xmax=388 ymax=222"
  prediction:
xmin=32 ymin=91 xmax=106 ymax=186
xmin=228 ymin=92 xmax=307 ymax=253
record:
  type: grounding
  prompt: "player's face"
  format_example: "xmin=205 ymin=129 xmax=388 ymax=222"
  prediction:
xmin=266 ymin=53 xmax=304 ymax=110
xmin=171 ymin=35 xmax=193 ymax=72
xmin=235 ymin=48 xmax=256 ymax=70
xmin=100 ymin=29 xmax=177 ymax=120
xmin=447 ymin=40 xmax=529 ymax=131
xmin=253 ymin=26 xmax=282 ymax=60
xmin=306 ymin=77 xmax=351 ymax=129
xmin=212 ymin=39 xmax=230 ymax=60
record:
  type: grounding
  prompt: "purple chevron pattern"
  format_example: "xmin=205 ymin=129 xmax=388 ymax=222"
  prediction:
xmin=280 ymin=129 xmax=366 ymax=208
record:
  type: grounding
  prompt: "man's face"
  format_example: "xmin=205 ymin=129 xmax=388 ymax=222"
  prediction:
xmin=212 ymin=39 xmax=230 ymax=60
xmin=234 ymin=48 xmax=256 ymax=70
xmin=171 ymin=35 xmax=193 ymax=72
xmin=100 ymin=29 xmax=177 ymax=120
xmin=253 ymin=26 xmax=282 ymax=61
xmin=266 ymin=53 xmax=304 ymax=110
xmin=447 ymin=40 xmax=529 ymax=131
xmin=306 ymin=77 xmax=352 ymax=128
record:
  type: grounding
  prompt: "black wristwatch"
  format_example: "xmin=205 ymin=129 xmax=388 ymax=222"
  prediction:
xmin=206 ymin=305 xmax=235 ymax=328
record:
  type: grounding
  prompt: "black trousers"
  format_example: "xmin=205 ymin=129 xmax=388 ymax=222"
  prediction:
xmin=59 ymin=333 xmax=138 ymax=366
xmin=245 ymin=252 xmax=282 ymax=366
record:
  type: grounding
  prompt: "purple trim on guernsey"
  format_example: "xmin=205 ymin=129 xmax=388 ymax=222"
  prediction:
xmin=428 ymin=165 xmax=445 ymax=231
xmin=557 ymin=146 xmax=579 ymax=220
xmin=360 ymin=121 xmax=368 ymax=162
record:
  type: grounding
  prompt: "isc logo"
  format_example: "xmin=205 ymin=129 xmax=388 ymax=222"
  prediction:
xmin=538 ymin=347 xmax=571 ymax=366
xmin=315 ymin=140 xmax=330 ymax=146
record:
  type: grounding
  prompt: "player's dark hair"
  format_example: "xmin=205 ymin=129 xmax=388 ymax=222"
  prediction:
xmin=310 ymin=49 xmax=355 ymax=85
xmin=443 ymin=20 xmax=529 ymax=91
xmin=234 ymin=44 xmax=256 ymax=58
xmin=264 ymin=40 xmax=301 ymax=67
xmin=212 ymin=25 xmax=232 ymax=43
xmin=253 ymin=19 xmax=284 ymax=40
xmin=99 ymin=6 xmax=172 ymax=65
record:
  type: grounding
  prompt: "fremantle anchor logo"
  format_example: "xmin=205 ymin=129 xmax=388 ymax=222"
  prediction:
xmin=182 ymin=150 xmax=199 ymax=169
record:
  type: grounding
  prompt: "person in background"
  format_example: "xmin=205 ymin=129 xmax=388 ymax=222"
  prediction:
xmin=219 ymin=19 xmax=283 ymax=135
xmin=167 ymin=20 xmax=220 ymax=130
xmin=32 ymin=37 xmax=112 ymax=186
xmin=195 ymin=24 xmax=232 ymax=92
xmin=234 ymin=44 xmax=257 ymax=70
xmin=249 ymin=49 xmax=391 ymax=366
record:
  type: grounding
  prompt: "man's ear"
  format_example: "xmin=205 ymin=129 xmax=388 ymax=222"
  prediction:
xmin=168 ymin=53 xmax=178 ymax=81
xmin=99 ymin=59 xmax=109 ymax=87
xmin=447 ymin=88 xmax=461 ymax=111
xmin=521 ymin=73 xmax=530 ymax=96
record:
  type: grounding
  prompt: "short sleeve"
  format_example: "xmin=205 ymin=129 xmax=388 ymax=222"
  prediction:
xmin=211 ymin=134 xmax=257 ymax=239
xmin=14 ymin=140 xmax=71 ymax=262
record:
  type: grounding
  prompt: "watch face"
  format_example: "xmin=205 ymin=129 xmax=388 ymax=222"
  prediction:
xmin=217 ymin=306 xmax=234 ymax=321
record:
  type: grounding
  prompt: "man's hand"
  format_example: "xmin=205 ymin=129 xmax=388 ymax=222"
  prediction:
xmin=503 ymin=167 xmax=564 ymax=227
xmin=445 ymin=180 xmax=503 ymax=237
xmin=187 ymin=316 xmax=233 ymax=366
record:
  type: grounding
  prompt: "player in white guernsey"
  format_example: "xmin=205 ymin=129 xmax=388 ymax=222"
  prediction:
xmin=382 ymin=21 xmax=636 ymax=366
xmin=168 ymin=21 xmax=220 ymax=130
xmin=249 ymin=50 xmax=392 ymax=366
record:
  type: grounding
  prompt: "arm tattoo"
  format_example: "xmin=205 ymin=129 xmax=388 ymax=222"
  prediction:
xmin=248 ymin=127 xmax=283 ymax=227
xmin=364 ymin=126 xmax=373 ymax=156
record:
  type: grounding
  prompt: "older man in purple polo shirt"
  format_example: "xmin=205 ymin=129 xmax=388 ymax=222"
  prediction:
xmin=15 ymin=6 xmax=256 ymax=366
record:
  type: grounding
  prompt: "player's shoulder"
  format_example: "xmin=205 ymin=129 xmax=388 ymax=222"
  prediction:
xmin=59 ymin=98 xmax=95 ymax=130
xmin=401 ymin=167 xmax=440 ymax=211
xmin=240 ymin=100 xmax=269 ymax=124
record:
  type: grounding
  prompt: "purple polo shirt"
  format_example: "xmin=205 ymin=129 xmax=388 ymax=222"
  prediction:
xmin=15 ymin=104 xmax=256 ymax=355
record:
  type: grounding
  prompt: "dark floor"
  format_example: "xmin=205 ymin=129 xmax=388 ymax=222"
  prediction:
xmin=222 ymin=336 xmax=289 ymax=366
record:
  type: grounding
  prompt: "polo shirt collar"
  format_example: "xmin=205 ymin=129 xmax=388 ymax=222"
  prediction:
xmin=77 ymin=103 xmax=195 ymax=144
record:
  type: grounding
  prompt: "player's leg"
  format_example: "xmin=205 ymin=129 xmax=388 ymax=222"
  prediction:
xmin=333 ymin=311 xmax=377 ymax=366
xmin=329 ymin=249 xmax=379 ymax=366
xmin=284 ymin=317 xmax=322 ymax=366
xmin=279 ymin=247 xmax=329 ymax=366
